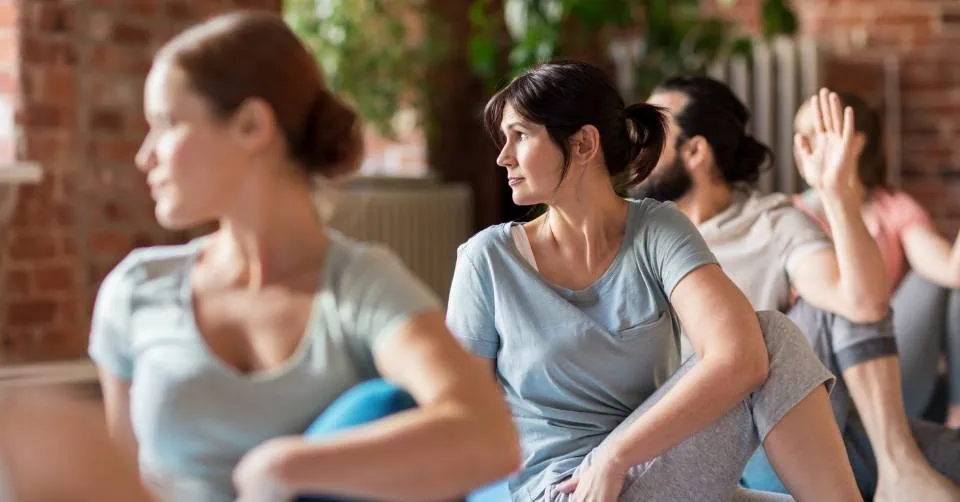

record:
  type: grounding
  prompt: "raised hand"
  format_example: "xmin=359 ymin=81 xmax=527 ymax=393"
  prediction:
xmin=794 ymin=88 xmax=862 ymax=200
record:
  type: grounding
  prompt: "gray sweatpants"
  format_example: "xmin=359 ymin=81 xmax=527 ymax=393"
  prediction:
xmin=545 ymin=311 xmax=834 ymax=502
xmin=891 ymin=271 xmax=960 ymax=417
xmin=742 ymin=299 xmax=960 ymax=496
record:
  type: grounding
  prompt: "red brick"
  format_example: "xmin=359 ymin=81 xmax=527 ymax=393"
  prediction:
xmin=131 ymin=0 xmax=160 ymax=17
xmin=5 ymin=269 xmax=30 ymax=297
xmin=37 ymin=67 xmax=75 ymax=104
xmin=92 ymin=137 xmax=141 ymax=165
xmin=19 ymin=36 xmax=75 ymax=65
xmin=17 ymin=103 xmax=66 ymax=129
xmin=90 ymin=108 xmax=123 ymax=132
xmin=32 ymin=263 xmax=75 ymax=294
xmin=7 ymin=299 xmax=56 ymax=326
xmin=8 ymin=232 xmax=58 ymax=260
xmin=87 ymin=229 xmax=132 ymax=255
xmin=166 ymin=0 xmax=193 ymax=22
xmin=30 ymin=3 xmax=70 ymax=33
xmin=113 ymin=20 xmax=151 ymax=46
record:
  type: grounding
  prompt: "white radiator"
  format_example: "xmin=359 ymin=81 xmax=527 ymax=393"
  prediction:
xmin=708 ymin=37 xmax=823 ymax=195
xmin=318 ymin=180 xmax=473 ymax=304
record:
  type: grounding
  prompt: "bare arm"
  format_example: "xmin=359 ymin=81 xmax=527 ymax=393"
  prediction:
xmin=588 ymin=264 xmax=769 ymax=470
xmin=257 ymin=312 xmax=520 ymax=501
xmin=902 ymin=227 xmax=960 ymax=289
xmin=97 ymin=369 xmax=139 ymax=464
xmin=791 ymin=90 xmax=889 ymax=322
xmin=0 ymin=390 xmax=150 ymax=502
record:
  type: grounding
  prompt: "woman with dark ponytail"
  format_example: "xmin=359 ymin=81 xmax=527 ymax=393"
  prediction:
xmin=447 ymin=60 xmax=858 ymax=501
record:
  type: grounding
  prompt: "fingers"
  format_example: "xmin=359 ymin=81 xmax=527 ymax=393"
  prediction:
xmin=830 ymin=92 xmax=844 ymax=134
xmin=842 ymin=105 xmax=855 ymax=147
xmin=811 ymin=94 xmax=826 ymax=133
xmin=557 ymin=476 xmax=579 ymax=494
xmin=818 ymin=88 xmax=833 ymax=132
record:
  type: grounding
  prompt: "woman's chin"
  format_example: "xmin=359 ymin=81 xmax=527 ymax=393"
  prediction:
xmin=154 ymin=205 xmax=206 ymax=231
xmin=510 ymin=190 xmax=541 ymax=207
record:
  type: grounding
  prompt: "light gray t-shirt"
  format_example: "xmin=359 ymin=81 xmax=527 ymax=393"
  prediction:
xmin=446 ymin=198 xmax=717 ymax=501
xmin=88 ymin=230 xmax=440 ymax=502
xmin=698 ymin=188 xmax=831 ymax=312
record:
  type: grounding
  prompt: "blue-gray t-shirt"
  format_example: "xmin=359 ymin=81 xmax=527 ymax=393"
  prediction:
xmin=88 ymin=230 xmax=440 ymax=502
xmin=446 ymin=198 xmax=717 ymax=501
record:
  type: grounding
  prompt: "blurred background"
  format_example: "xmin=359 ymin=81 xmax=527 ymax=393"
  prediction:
xmin=0 ymin=0 xmax=955 ymax=386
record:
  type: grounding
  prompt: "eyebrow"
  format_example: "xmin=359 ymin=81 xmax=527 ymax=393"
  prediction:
xmin=501 ymin=121 xmax=529 ymax=131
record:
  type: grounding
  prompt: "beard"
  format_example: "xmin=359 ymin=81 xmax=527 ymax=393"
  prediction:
xmin=632 ymin=156 xmax=693 ymax=202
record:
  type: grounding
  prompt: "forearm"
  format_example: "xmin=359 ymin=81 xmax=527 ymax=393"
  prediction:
xmin=275 ymin=403 xmax=518 ymax=501
xmin=821 ymin=194 xmax=890 ymax=318
xmin=599 ymin=351 xmax=767 ymax=470
xmin=842 ymin=356 xmax=925 ymax=472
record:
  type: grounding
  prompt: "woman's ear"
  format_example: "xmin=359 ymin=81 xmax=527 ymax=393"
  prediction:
xmin=230 ymin=97 xmax=277 ymax=154
xmin=571 ymin=125 xmax=601 ymax=163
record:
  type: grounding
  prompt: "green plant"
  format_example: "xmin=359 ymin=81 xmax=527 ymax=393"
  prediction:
xmin=284 ymin=0 xmax=434 ymax=137
xmin=468 ymin=0 xmax=798 ymax=100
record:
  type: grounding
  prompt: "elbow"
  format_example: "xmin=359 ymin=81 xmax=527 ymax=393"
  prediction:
xmin=744 ymin=349 xmax=770 ymax=391
xmin=840 ymin=290 xmax=890 ymax=324
xmin=845 ymin=299 xmax=890 ymax=324
xmin=715 ymin=345 xmax=769 ymax=396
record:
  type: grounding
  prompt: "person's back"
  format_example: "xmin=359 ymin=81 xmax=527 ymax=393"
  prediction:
xmin=695 ymin=187 xmax=830 ymax=312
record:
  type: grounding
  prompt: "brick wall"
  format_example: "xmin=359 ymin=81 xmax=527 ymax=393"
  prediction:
xmin=711 ymin=0 xmax=960 ymax=235
xmin=2 ymin=0 xmax=281 ymax=362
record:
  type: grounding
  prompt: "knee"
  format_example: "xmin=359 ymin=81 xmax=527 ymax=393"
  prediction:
xmin=756 ymin=311 xmax=810 ymax=358
xmin=305 ymin=379 xmax=417 ymax=437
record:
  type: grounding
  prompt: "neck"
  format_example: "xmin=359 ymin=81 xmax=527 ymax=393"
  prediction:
xmin=206 ymin=174 xmax=328 ymax=289
xmin=539 ymin=175 xmax=628 ymax=262
xmin=674 ymin=179 xmax=734 ymax=226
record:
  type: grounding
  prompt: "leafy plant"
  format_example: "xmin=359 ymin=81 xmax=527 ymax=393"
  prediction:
xmin=284 ymin=0 xmax=436 ymax=137
xmin=468 ymin=0 xmax=798 ymax=100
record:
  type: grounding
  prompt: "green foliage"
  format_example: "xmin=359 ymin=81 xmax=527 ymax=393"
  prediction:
xmin=284 ymin=0 xmax=798 ymax=136
xmin=284 ymin=0 xmax=438 ymax=137
xmin=468 ymin=0 xmax=798 ymax=99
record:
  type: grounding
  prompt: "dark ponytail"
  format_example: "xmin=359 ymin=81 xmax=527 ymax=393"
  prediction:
xmin=483 ymin=60 xmax=667 ymax=191
xmin=654 ymin=76 xmax=773 ymax=185
xmin=623 ymin=103 xmax=667 ymax=188
xmin=728 ymin=135 xmax=773 ymax=185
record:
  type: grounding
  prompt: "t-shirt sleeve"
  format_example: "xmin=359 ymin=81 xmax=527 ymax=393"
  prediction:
xmin=888 ymin=192 xmax=935 ymax=238
xmin=341 ymin=245 xmax=442 ymax=350
xmin=88 ymin=256 xmax=139 ymax=381
xmin=772 ymin=205 xmax=833 ymax=279
xmin=641 ymin=203 xmax=719 ymax=297
xmin=445 ymin=246 xmax=499 ymax=359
